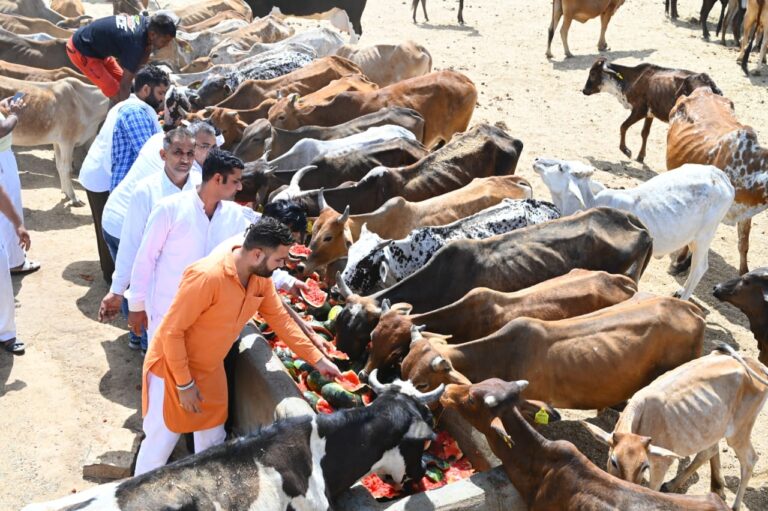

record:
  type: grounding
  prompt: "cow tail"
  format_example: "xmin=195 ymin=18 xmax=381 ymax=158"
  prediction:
xmin=411 ymin=0 xmax=420 ymax=15
xmin=548 ymin=0 xmax=558 ymax=47
xmin=715 ymin=343 xmax=768 ymax=386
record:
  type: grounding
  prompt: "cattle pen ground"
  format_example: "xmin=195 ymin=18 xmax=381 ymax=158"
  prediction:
xmin=2 ymin=0 xmax=768 ymax=509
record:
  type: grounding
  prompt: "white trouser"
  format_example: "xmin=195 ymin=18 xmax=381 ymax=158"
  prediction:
xmin=0 ymin=150 xmax=24 ymax=269
xmin=0 ymin=241 xmax=15 ymax=341
xmin=134 ymin=372 xmax=226 ymax=476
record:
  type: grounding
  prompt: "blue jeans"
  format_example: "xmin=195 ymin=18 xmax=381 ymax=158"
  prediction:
xmin=103 ymin=229 xmax=148 ymax=350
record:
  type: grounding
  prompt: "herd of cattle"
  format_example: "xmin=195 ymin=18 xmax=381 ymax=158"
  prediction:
xmin=5 ymin=0 xmax=768 ymax=509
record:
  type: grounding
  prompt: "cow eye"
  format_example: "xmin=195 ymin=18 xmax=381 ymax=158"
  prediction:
xmin=610 ymin=455 xmax=619 ymax=468
xmin=415 ymin=383 xmax=429 ymax=391
xmin=323 ymin=235 xmax=333 ymax=242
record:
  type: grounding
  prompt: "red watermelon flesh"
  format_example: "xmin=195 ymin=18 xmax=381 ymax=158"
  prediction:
xmin=300 ymin=278 xmax=327 ymax=308
xmin=335 ymin=370 xmax=365 ymax=392
xmin=289 ymin=244 xmax=312 ymax=260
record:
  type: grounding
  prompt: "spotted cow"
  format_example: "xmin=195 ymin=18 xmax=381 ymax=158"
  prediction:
xmin=342 ymin=199 xmax=561 ymax=295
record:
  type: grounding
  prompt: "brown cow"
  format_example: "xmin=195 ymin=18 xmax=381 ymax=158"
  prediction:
xmin=0 ymin=13 xmax=73 ymax=38
xmin=112 ymin=0 xmax=147 ymax=15
xmin=438 ymin=378 xmax=729 ymax=510
xmin=0 ymin=28 xmax=74 ymax=70
xmin=547 ymin=0 xmax=626 ymax=58
xmin=0 ymin=60 xmax=87 ymax=82
xmin=181 ymin=10 xmax=249 ymax=32
xmin=302 ymin=175 xmax=533 ymax=275
xmin=737 ymin=0 xmax=768 ymax=74
xmin=268 ymin=69 xmax=477 ymax=149
xmin=50 ymin=0 xmax=84 ymax=17
xmin=402 ymin=294 xmax=704 ymax=409
xmin=713 ymin=267 xmax=768 ymax=364
xmin=667 ymin=88 xmax=768 ymax=275
xmin=362 ymin=269 xmax=637 ymax=378
xmin=582 ymin=58 xmax=722 ymax=163
xmin=0 ymin=0 xmax=91 ymax=26
xmin=335 ymin=41 xmax=432 ymax=87
xmin=167 ymin=0 xmax=253 ymax=26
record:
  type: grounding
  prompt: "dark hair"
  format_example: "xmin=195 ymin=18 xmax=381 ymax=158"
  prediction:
xmin=163 ymin=126 xmax=194 ymax=149
xmin=202 ymin=148 xmax=244 ymax=183
xmin=133 ymin=64 xmax=170 ymax=91
xmin=243 ymin=217 xmax=295 ymax=251
xmin=148 ymin=13 xmax=177 ymax=38
xmin=263 ymin=200 xmax=308 ymax=234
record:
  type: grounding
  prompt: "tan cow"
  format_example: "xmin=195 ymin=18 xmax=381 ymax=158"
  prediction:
xmin=166 ymin=0 xmax=253 ymax=26
xmin=268 ymin=70 xmax=476 ymax=148
xmin=438 ymin=378 xmax=730 ymax=511
xmin=303 ymin=175 xmax=533 ymax=275
xmin=401 ymin=294 xmax=705 ymax=409
xmin=50 ymin=0 xmax=84 ymax=18
xmin=0 ymin=0 xmax=91 ymax=27
xmin=737 ymin=0 xmax=768 ymax=74
xmin=547 ymin=0 xmax=626 ymax=58
xmin=335 ymin=41 xmax=432 ymax=87
xmin=666 ymin=88 xmax=768 ymax=275
xmin=0 ymin=28 xmax=74 ymax=70
xmin=584 ymin=344 xmax=768 ymax=510
xmin=0 ymin=60 xmax=87 ymax=82
xmin=362 ymin=269 xmax=637 ymax=378
xmin=112 ymin=0 xmax=147 ymax=15
xmin=0 ymin=13 xmax=73 ymax=38
xmin=0 ymin=76 xmax=109 ymax=205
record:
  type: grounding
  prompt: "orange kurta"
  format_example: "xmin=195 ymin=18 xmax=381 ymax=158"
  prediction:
xmin=141 ymin=244 xmax=324 ymax=433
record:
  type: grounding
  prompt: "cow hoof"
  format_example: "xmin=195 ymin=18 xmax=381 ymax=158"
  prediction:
xmin=546 ymin=52 xmax=554 ymax=59
xmin=68 ymin=198 xmax=85 ymax=208
xmin=598 ymin=45 xmax=610 ymax=52
xmin=621 ymin=147 xmax=632 ymax=158
xmin=565 ymin=53 xmax=574 ymax=59
xmin=660 ymin=483 xmax=671 ymax=493
xmin=636 ymin=155 xmax=645 ymax=164
xmin=672 ymin=289 xmax=684 ymax=299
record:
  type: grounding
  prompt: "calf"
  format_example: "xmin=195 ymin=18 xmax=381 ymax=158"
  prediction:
xmin=411 ymin=0 xmax=465 ymax=24
xmin=534 ymin=159 xmax=734 ymax=299
xmin=547 ymin=0 xmax=625 ymax=58
xmin=269 ymin=107 xmax=425 ymax=159
xmin=440 ymin=378 xmax=729 ymax=510
xmin=335 ymin=41 xmax=432 ymax=87
xmin=584 ymin=344 xmax=768 ymax=510
xmin=300 ymin=175 xmax=533 ymax=277
xmin=342 ymin=199 xmax=558 ymax=295
xmin=713 ymin=268 xmax=768 ymax=364
xmin=268 ymin=70 xmax=477 ymax=149
xmin=361 ymin=269 xmax=637 ymax=379
xmin=23 ymin=383 xmax=443 ymax=511
xmin=243 ymin=0 xmax=368 ymax=43
xmin=402 ymin=294 xmax=704 ymax=409
xmin=667 ymin=87 xmax=768 ymax=275
xmin=334 ymin=207 xmax=652 ymax=359
xmin=582 ymin=58 xmax=722 ymax=162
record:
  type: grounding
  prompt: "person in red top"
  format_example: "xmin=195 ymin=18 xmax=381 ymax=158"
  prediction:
xmin=66 ymin=13 xmax=176 ymax=102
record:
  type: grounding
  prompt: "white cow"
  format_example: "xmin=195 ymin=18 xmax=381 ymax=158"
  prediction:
xmin=267 ymin=125 xmax=418 ymax=172
xmin=335 ymin=41 xmax=432 ymax=87
xmin=533 ymin=158 xmax=735 ymax=300
xmin=584 ymin=343 xmax=768 ymax=511
xmin=209 ymin=27 xmax=345 ymax=65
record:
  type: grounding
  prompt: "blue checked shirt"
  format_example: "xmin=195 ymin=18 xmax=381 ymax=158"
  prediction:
xmin=110 ymin=104 xmax=159 ymax=191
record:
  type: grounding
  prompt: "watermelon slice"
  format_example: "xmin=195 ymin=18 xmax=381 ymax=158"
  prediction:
xmin=316 ymin=397 xmax=334 ymax=414
xmin=325 ymin=343 xmax=350 ymax=361
xmin=429 ymin=431 xmax=464 ymax=461
xmin=289 ymin=244 xmax=312 ymax=260
xmin=301 ymin=278 xmax=328 ymax=308
xmin=335 ymin=370 xmax=365 ymax=392
xmin=361 ymin=474 xmax=400 ymax=500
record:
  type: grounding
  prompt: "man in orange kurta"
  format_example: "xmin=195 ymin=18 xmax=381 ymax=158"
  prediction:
xmin=134 ymin=217 xmax=341 ymax=475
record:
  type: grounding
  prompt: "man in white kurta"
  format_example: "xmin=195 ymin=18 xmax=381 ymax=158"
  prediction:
xmin=126 ymin=149 xmax=256 ymax=340
xmin=0 ymin=181 xmax=30 ymax=354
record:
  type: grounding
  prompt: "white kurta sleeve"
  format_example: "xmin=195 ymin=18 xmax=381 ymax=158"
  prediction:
xmin=272 ymin=269 xmax=297 ymax=291
xmin=109 ymin=183 xmax=153 ymax=295
xmin=125 ymin=203 xmax=173 ymax=312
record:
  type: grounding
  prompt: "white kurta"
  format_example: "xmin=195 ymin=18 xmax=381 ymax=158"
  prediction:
xmin=0 ymin=239 xmax=15 ymax=341
xmin=126 ymin=191 xmax=257 ymax=339
xmin=109 ymin=168 xmax=201 ymax=296
xmin=0 ymin=150 xmax=24 ymax=268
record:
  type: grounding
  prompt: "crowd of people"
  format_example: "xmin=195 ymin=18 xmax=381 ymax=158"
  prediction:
xmin=3 ymin=12 xmax=344 ymax=477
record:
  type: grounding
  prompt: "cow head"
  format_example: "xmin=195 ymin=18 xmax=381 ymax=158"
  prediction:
xmin=333 ymin=273 xmax=383 ymax=361
xmin=164 ymin=86 xmax=192 ymax=128
xmin=674 ymin=73 xmax=723 ymax=100
xmin=268 ymin=93 xmax=304 ymax=130
xmin=180 ymin=57 xmax=212 ymax=74
xmin=532 ymin=158 xmax=597 ymax=215
xmin=233 ymin=119 xmax=272 ymax=162
xmin=713 ymin=268 xmax=768 ymax=364
xmin=360 ymin=301 xmax=417 ymax=380
xmin=582 ymin=57 xmax=622 ymax=96
xmin=582 ymin=423 xmax=683 ymax=485
xmin=234 ymin=160 xmax=271 ymax=207
xmin=401 ymin=331 xmax=471 ymax=392
xmin=189 ymin=75 xmax=232 ymax=109
xmin=300 ymin=201 xmax=353 ymax=276
xmin=208 ymin=109 xmax=248 ymax=149
xmin=439 ymin=378 xmax=530 ymax=436
xmin=340 ymin=225 xmax=392 ymax=295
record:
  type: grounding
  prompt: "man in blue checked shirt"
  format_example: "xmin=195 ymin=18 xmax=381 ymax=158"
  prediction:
xmin=110 ymin=65 xmax=169 ymax=193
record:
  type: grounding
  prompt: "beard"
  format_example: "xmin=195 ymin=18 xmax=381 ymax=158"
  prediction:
xmin=250 ymin=259 xmax=274 ymax=278
xmin=143 ymin=90 xmax=162 ymax=111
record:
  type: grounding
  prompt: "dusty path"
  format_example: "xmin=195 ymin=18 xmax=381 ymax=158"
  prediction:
xmin=2 ymin=0 xmax=767 ymax=509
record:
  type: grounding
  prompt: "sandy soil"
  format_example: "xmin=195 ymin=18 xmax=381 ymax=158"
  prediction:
xmin=2 ymin=0 xmax=768 ymax=509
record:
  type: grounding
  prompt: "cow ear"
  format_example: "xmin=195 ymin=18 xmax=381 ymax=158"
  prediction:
xmin=648 ymin=444 xmax=684 ymax=460
xmin=391 ymin=303 xmax=413 ymax=315
xmin=762 ymin=287 xmax=768 ymax=302
xmin=404 ymin=420 xmax=433 ymax=442
xmin=567 ymin=179 xmax=586 ymax=210
xmin=581 ymin=421 xmax=614 ymax=447
xmin=430 ymin=356 xmax=452 ymax=373
xmin=380 ymin=299 xmax=391 ymax=314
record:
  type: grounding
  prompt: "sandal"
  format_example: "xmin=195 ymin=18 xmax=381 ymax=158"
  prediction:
xmin=2 ymin=339 xmax=25 ymax=355
xmin=10 ymin=259 xmax=40 ymax=276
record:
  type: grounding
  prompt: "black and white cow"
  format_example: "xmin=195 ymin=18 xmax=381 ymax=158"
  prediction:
xmin=22 ymin=378 xmax=443 ymax=511
xmin=342 ymin=199 xmax=561 ymax=295
xmin=243 ymin=0 xmax=368 ymax=43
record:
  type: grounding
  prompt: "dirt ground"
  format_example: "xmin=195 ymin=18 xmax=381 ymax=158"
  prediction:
xmin=2 ymin=0 xmax=768 ymax=509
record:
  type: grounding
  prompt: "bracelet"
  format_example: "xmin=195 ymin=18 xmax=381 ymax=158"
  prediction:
xmin=176 ymin=380 xmax=195 ymax=391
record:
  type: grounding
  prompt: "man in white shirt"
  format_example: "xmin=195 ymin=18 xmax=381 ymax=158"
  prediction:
xmin=126 ymin=149 xmax=255 ymax=340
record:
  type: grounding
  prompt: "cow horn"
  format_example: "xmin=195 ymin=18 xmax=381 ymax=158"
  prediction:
xmin=336 ymin=272 xmax=352 ymax=298
xmin=602 ymin=62 xmax=621 ymax=79
xmin=289 ymin=93 xmax=299 ymax=106
xmin=515 ymin=380 xmax=529 ymax=391
xmin=381 ymin=299 xmax=391 ymax=314
xmin=317 ymin=190 xmax=327 ymax=211
xmin=337 ymin=205 xmax=350 ymax=224
xmin=289 ymin=165 xmax=316 ymax=190
xmin=368 ymin=369 xmax=391 ymax=395
xmin=414 ymin=383 xmax=445 ymax=404
xmin=410 ymin=325 xmax=424 ymax=345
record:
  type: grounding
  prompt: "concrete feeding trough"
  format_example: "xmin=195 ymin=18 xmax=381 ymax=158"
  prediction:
xmin=229 ymin=322 xmax=526 ymax=511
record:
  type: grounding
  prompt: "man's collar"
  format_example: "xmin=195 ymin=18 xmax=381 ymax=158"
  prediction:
xmin=223 ymin=246 xmax=239 ymax=278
